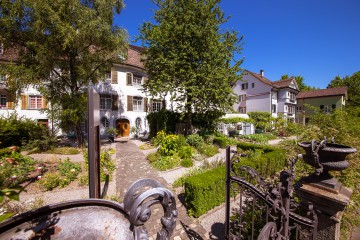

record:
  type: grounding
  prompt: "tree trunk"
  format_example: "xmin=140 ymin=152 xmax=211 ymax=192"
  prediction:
xmin=75 ymin=123 xmax=84 ymax=147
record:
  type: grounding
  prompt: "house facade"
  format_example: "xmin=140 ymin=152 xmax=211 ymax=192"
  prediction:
xmin=295 ymin=87 xmax=348 ymax=125
xmin=232 ymin=70 xmax=299 ymax=120
xmin=0 ymin=45 xmax=170 ymax=138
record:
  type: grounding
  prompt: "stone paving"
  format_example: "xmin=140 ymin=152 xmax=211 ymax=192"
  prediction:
xmin=115 ymin=139 xmax=207 ymax=240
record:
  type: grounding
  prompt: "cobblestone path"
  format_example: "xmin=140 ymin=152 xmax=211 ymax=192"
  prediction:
xmin=115 ymin=140 xmax=207 ymax=240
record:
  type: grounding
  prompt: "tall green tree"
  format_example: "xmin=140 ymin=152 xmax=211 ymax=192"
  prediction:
xmin=281 ymin=74 xmax=315 ymax=91
xmin=327 ymin=71 xmax=360 ymax=108
xmin=139 ymin=0 xmax=243 ymax=134
xmin=0 ymin=0 xmax=128 ymax=145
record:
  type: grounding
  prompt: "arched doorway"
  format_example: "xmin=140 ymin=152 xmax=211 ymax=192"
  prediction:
xmin=116 ymin=119 xmax=130 ymax=137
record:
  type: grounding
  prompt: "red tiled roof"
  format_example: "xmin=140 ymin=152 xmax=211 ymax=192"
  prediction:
xmin=273 ymin=78 xmax=295 ymax=88
xmin=123 ymin=45 xmax=145 ymax=69
xmin=297 ymin=87 xmax=348 ymax=99
xmin=0 ymin=44 xmax=146 ymax=69
xmin=244 ymin=70 xmax=273 ymax=86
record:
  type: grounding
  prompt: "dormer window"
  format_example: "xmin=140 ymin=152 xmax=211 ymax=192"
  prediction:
xmin=126 ymin=72 xmax=143 ymax=86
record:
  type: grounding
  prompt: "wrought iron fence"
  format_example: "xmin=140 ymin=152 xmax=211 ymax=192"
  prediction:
xmin=224 ymin=146 xmax=317 ymax=240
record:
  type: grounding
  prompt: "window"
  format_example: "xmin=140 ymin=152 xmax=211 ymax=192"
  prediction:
xmin=238 ymin=94 xmax=246 ymax=102
xmin=272 ymin=104 xmax=276 ymax=113
xmin=101 ymin=117 xmax=109 ymax=127
xmin=100 ymin=95 xmax=112 ymax=110
xmin=29 ymin=95 xmax=43 ymax=109
xmin=238 ymin=107 xmax=246 ymax=113
xmin=0 ymin=94 xmax=6 ymax=108
xmin=133 ymin=75 xmax=142 ymax=85
xmin=289 ymin=92 xmax=296 ymax=101
xmin=296 ymin=106 xmax=302 ymax=112
xmin=152 ymin=101 xmax=162 ymax=112
xmin=241 ymin=83 xmax=248 ymax=90
xmin=37 ymin=119 xmax=48 ymax=128
xmin=133 ymin=97 xmax=143 ymax=111
xmin=135 ymin=117 xmax=141 ymax=129
xmin=272 ymin=91 xmax=277 ymax=100
xmin=252 ymin=83 xmax=255 ymax=88
xmin=127 ymin=72 xmax=133 ymax=85
xmin=0 ymin=43 xmax=3 ymax=54
xmin=288 ymin=106 xmax=295 ymax=114
xmin=321 ymin=104 xmax=336 ymax=113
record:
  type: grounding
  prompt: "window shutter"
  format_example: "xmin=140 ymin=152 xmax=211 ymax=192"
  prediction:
xmin=112 ymin=95 xmax=119 ymax=111
xmin=162 ymin=99 xmax=166 ymax=110
xmin=127 ymin=95 xmax=133 ymax=111
xmin=5 ymin=94 xmax=14 ymax=109
xmin=149 ymin=99 xmax=153 ymax=112
xmin=42 ymin=97 xmax=48 ymax=109
xmin=126 ymin=73 xmax=133 ymax=85
xmin=143 ymin=97 xmax=148 ymax=112
xmin=111 ymin=69 xmax=118 ymax=84
xmin=21 ymin=94 xmax=28 ymax=109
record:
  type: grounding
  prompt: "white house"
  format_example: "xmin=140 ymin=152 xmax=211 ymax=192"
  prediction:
xmin=232 ymin=70 xmax=299 ymax=121
xmin=0 ymin=45 xmax=173 ymax=138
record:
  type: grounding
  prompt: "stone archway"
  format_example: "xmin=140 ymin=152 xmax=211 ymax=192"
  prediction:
xmin=116 ymin=119 xmax=130 ymax=137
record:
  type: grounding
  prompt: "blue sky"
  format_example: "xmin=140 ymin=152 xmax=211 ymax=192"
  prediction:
xmin=115 ymin=0 xmax=360 ymax=89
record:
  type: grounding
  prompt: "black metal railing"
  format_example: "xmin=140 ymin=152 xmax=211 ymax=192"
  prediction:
xmin=224 ymin=146 xmax=317 ymax=240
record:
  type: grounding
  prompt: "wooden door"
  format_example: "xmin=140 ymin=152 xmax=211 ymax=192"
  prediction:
xmin=116 ymin=119 xmax=130 ymax=137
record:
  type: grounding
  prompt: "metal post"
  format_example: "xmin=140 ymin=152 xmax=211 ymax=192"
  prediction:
xmin=225 ymin=146 xmax=231 ymax=239
xmin=87 ymin=87 xmax=101 ymax=198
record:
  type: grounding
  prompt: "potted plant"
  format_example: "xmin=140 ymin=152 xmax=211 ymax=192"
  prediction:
xmin=106 ymin=127 xmax=118 ymax=142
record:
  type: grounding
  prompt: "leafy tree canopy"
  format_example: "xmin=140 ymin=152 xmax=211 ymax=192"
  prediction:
xmin=0 ymin=0 xmax=128 ymax=144
xmin=327 ymin=71 xmax=360 ymax=108
xmin=281 ymin=74 xmax=316 ymax=91
xmin=138 ymin=0 xmax=243 ymax=132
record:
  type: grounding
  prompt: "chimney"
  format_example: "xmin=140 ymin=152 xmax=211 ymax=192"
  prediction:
xmin=260 ymin=70 xmax=264 ymax=77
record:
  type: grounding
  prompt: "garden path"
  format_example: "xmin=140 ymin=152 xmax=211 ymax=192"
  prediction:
xmin=115 ymin=139 xmax=207 ymax=240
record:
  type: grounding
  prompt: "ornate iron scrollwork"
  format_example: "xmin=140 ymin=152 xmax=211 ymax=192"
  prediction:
xmin=225 ymin=146 xmax=317 ymax=240
xmin=123 ymin=178 xmax=178 ymax=240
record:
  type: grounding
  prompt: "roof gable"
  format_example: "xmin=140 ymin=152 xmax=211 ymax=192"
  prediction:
xmin=244 ymin=70 xmax=273 ymax=86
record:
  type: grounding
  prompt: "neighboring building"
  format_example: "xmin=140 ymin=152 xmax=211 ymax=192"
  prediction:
xmin=232 ymin=70 xmax=299 ymax=121
xmin=0 ymin=45 xmax=171 ymax=138
xmin=295 ymin=87 xmax=348 ymax=125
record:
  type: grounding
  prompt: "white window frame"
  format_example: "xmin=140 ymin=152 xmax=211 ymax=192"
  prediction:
xmin=288 ymin=105 xmax=295 ymax=114
xmin=105 ymin=71 xmax=111 ymax=81
xmin=133 ymin=97 xmax=143 ymax=111
xmin=272 ymin=91 xmax=277 ymax=100
xmin=296 ymin=106 xmax=302 ymax=112
xmin=152 ymin=101 xmax=162 ymax=112
xmin=238 ymin=94 xmax=246 ymax=102
xmin=238 ymin=107 xmax=246 ymax=113
xmin=241 ymin=83 xmax=248 ymax=90
xmin=100 ymin=95 xmax=112 ymax=110
xmin=0 ymin=94 xmax=6 ymax=107
xmin=101 ymin=117 xmax=109 ymax=128
xmin=29 ymin=95 xmax=43 ymax=109
xmin=289 ymin=92 xmax=296 ymax=101
xmin=133 ymin=74 xmax=142 ymax=86
xmin=271 ymin=104 xmax=276 ymax=113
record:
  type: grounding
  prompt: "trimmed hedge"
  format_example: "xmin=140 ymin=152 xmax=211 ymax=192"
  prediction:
xmin=236 ymin=142 xmax=277 ymax=153
xmin=184 ymin=166 xmax=226 ymax=217
xmin=213 ymin=135 xmax=238 ymax=148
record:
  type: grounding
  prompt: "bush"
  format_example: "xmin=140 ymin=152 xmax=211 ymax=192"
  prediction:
xmin=45 ymin=147 xmax=80 ymax=155
xmin=180 ymin=158 xmax=193 ymax=168
xmin=236 ymin=142 xmax=276 ymax=153
xmin=184 ymin=166 xmax=226 ymax=217
xmin=147 ymin=110 xmax=181 ymax=138
xmin=196 ymin=144 xmax=219 ymax=157
xmin=213 ymin=135 xmax=238 ymax=148
xmin=0 ymin=148 xmax=13 ymax=158
xmin=178 ymin=146 xmax=194 ymax=159
xmin=147 ymin=152 xmax=161 ymax=163
xmin=0 ymin=113 xmax=49 ymax=148
xmin=83 ymin=150 xmax=116 ymax=182
xmin=186 ymin=134 xmax=205 ymax=148
xmin=238 ymin=134 xmax=276 ymax=144
xmin=154 ymin=131 xmax=186 ymax=156
xmin=57 ymin=158 xmax=81 ymax=181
